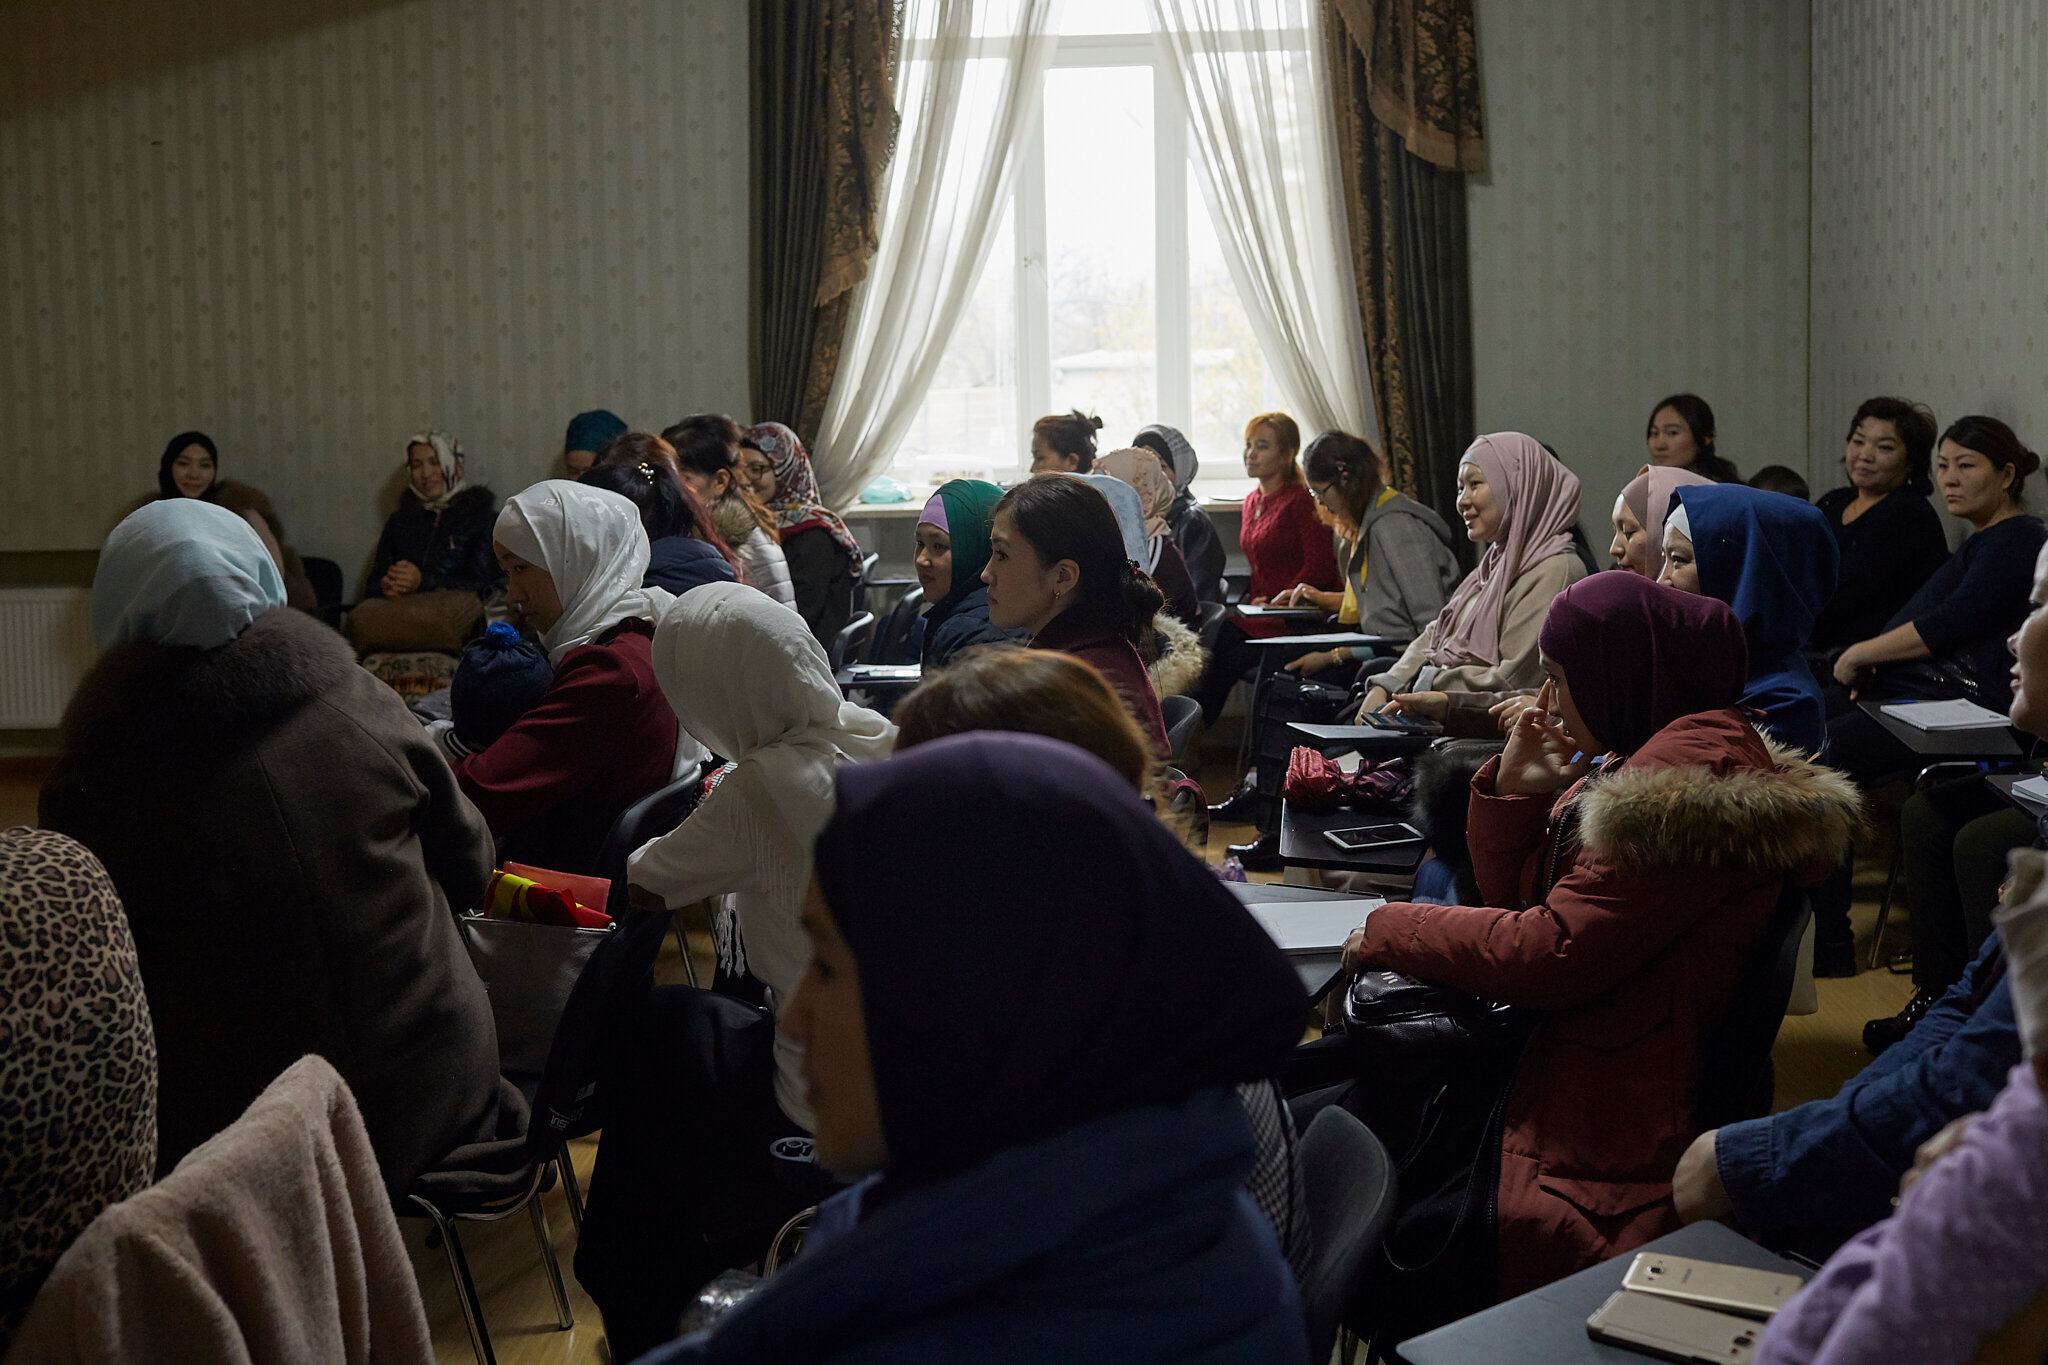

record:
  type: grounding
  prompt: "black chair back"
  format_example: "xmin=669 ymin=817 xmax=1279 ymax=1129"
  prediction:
xmin=1161 ymin=693 xmax=1202 ymax=766
xmin=1196 ymin=600 xmax=1229 ymax=651
xmin=1695 ymin=880 xmax=1811 ymax=1131
xmin=594 ymin=766 xmax=705 ymax=918
xmin=830 ymin=611 xmax=877 ymax=672
xmin=852 ymin=550 xmax=881 ymax=616
xmin=873 ymin=586 xmax=925 ymax=664
xmin=528 ymin=906 xmax=672 ymax=1148
xmin=1300 ymin=1105 xmax=1398 ymax=1363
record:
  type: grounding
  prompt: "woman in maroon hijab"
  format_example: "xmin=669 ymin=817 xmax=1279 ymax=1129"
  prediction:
xmin=1340 ymin=573 xmax=1865 ymax=1313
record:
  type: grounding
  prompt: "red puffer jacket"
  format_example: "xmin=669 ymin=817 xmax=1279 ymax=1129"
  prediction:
xmin=1355 ymin=709 xmax=1861 ymax=1296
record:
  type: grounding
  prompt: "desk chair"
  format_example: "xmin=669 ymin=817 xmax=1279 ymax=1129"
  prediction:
xmin=1695 ymin=880 xmax=1811 ymax=1130
xmin=829 ymin=611 xmax=877 ymax=673
xmin=596 ymin=765 xmax=706 ymax=984
xmin=302 ymin=555 xmax=346 ymax=629
xmin=1162 ymin=694 xmax=1203 ymax=766
xmin=872 ymin=586 xmax=925 ymax=664
xmin=1301 ymin=1106 xmax=1398 ymax=1365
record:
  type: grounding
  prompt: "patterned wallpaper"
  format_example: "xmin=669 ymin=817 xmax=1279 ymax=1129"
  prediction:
xmin=1809 ymin=0 xmax=2048 ymax=516
xmin=0 ymin=0 xmax=751 ymax=580
xmin=1465 ymin=0 xmax=1811 ymax=521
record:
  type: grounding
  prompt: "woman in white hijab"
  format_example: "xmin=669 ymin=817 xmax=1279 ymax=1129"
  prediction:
xmin=437 ymin=479 xmax=680 ymax=875
xmin=41 ymin=499 xmax=504 ymax=1199
xmin=577 ymin=581 xmax=893 ymax=1358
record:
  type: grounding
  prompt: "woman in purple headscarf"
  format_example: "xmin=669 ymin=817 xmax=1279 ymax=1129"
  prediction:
xmin=1338 ymin=572 xmax=1864 ymax=1325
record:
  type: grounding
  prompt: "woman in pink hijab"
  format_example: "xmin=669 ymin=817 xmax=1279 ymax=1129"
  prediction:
xmin=1612 ymin=463 xmax=1713 ymax=578
xmin=1365 ymin=433 xmax=1588 ymax=736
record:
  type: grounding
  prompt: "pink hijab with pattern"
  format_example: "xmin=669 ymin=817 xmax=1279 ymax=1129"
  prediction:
xmin=747 ymin=422 xmax=863 ymax=569
xmin=1620 ymin=463 xmax=1713 ymax=578
xmin=1426 ymin=433 xmax=1583 ymax=668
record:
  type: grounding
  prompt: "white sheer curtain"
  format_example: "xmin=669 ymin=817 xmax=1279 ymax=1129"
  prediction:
xmin=1148 ymin=0 xmax=1381 ymax=447
xmin=812 ymin=0 xmax=1063 ymax=506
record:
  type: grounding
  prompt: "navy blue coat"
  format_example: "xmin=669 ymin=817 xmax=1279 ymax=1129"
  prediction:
xmin=644 ymin=535 xmax=739 ymax=596
xmin=637 ymin=1088 xmax=1308 ymax=1365
xmin=1715 ymin=935 xmax=2019 ymax=1260
xmin=921 ymin=585 xmax=1024 ymax=669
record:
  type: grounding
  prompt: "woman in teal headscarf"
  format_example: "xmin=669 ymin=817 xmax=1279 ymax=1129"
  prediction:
xmin=914 ymin=479 xmax=1026 ymax=668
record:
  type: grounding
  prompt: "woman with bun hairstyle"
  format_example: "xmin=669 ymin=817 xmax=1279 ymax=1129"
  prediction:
xmin=1645 ymin=393 xmax=1741 ymax=483
xmin=983 ymin=475 xmax=1170 ymax=752
xmin=584 ymin=432 xmax=744 ymax=595
xmin=1029 ymin=409 xmax=1103 ymax=474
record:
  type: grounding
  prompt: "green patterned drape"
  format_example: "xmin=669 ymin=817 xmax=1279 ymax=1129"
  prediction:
xmin=751 ymin=1 xmax=900 ymax=445
xmin=1326 ymin=0 xmax=1482 ymax=561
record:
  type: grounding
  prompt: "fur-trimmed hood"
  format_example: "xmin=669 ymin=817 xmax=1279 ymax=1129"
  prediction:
xmin=61 ymin=607 xmax=361 ymax=752
xmin=1146 ymin=611 xmax=1208 ymax=698
xmin=1576 ymin=717 xmax=1866 ymax=874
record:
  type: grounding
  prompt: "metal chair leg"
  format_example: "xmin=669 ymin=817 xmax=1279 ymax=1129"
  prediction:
xmin=413 ymin=1196 xmax=494 ymax=1365
xmin=558 ymin=1148 xmax=585 ymax=1233
xmin=672 ymin=910 xmax=700 ymax=987
xmin=527 ymin=1197 xmax=576 ymax=1330
xmin=1868 ymin=836 xmax=1907 ymax=970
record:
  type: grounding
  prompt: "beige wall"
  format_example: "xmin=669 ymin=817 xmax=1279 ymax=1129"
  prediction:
xmin=1809 ymin=0 xmax=2048 ymax=520
xmin=1466 ymin=0 xmax=1811 ymax=522
xmin=0 ymin=0 xmax=750 ymax=583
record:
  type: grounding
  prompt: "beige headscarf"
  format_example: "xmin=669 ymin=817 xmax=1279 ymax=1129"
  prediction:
xmin=1097 ymin=448 xmax=1176 ymax=543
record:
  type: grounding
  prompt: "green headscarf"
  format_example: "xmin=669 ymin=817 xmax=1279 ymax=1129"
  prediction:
xmin=922 ymin=478 xmax=1004 ymax=618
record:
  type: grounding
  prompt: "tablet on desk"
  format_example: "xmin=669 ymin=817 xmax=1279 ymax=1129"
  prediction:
xmin=1233 ymin=604 xmax=1324 ymax=621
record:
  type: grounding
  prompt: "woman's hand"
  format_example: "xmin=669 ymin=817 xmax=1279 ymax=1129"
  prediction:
xmin=382 ymin=559 xmax=423 ymax=596
xmin=1672 ymin=1130 xmax=1733 ymax=1223
xmin=1832 ymin=643 xmax=1871 ymax=689
xmin=1384 ymin=691 xmax=1448 ymax=721
xmin=1489 ymin=694 xmax=1542 ymax=735
xmin=1341 ymin=923 xmax=1373 ymax=969
xmin=1275 ymin=584 xmax=1340 ymax=613
xmin=1247 ymin=595 xmax=1270 ymax=608
xmin=1898 ymin=1112 xmax=1982 ymax=1201
xmin=1351 ymin=686 xmax=1391 ymax=721
xmin=1285 ymin=649 xmax=1345 ymax=677
xmin=1495 ymin=680 xmax=1591 ymax=797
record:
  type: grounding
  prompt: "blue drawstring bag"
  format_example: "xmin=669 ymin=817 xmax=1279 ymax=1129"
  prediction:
xmin=451 ymin=622 xmax=554 ymax=750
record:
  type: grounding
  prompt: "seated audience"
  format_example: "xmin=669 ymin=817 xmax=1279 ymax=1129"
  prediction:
xmin=1097 ymin=446 xmax=1201 ymax=625
xmin=1752 ymin=875 xmax=2048 ymax=1365
xmin=891 ymin=648 xmax=1310 ymax=1274
xmin=1646 ymin=392 xmax=1742 ymax=482
xmin=985 ymin=474 xmax=1171 ymax=752
xmin=41 ymin=500 xmax=502 ymax=1198
xmin=1367 ymin=432 xmax=1587 ymax=734
xmin=1610 ymin=463 xmax=1712 ymax=578
xmin=0 ymin=828 xmax=157 ymax=1357
xmin=1189 ymin=412 xmax=1343 ymax=725
xmin=1809 ymin=397 xmax=1950 ymax=651
xmin=1661 ymin=483 xmax=1839 ymax=754
xmin=913 ymin=478 xmax=1024 ymax=667
xmin=350 ymin=430 xmax=502 ymax=651
xmin=1133 ymin=422 xmax=1226 ymax=602
xmin=1813 ymin=416 xmax=2046 ymax=973
xmin=666 ymin=414 xmax=797 ymax=609
xmin=748 ymin=422 xmax=864 ymax=647
xmin=635 ymin=733 xmax=1309 ymax=1364
xmin=579 ymin=582 xmax=893 ymax=1358
xmin=151 ymin=430 xmax=315 ymax=607
xmin=1028 ymin=408 xmax=1103 ymax=473
xmin=1341 ymin=572 xmax=1861 ymax=1311
xmin=564 ymin=407 xmax=628 ymax=478
xmin=1748 ymin=464 xmax=1811 ymax=500
xmin=582 ymin=434 xmax=743 ymax=594
xmin=432 ymin=480 xmax=678 ymax=874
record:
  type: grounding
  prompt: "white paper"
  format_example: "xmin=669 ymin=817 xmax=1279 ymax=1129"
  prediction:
xmin=2013 ymin=775 xmax=2048 ymax=805
xmin=1879 ymin=699 xmax=2013 ymax=731
xmin=1243 ymin=898 xmax=1381 ymax=955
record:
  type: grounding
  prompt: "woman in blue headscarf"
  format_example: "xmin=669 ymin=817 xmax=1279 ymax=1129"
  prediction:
xmin=1660 ymin=483 xmax=1840 ymax=755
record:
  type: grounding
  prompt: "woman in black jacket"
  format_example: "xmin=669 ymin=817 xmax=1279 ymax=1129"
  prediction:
xmin=364 ymin=431 xmax=502 ymax=600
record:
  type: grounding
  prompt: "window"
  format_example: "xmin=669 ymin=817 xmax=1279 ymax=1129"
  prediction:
xmin=891 ymin=13 xmax=1280 ymax=490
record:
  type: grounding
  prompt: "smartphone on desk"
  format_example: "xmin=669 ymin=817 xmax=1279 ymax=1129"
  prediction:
xmin=1322 ymin=822 xmax=1424 ymax=853
xmin=1621 ymin=1254 xmax=1804 ymax=1320
xmin=1586 ymin=1290 xmax=1761 ymax=1364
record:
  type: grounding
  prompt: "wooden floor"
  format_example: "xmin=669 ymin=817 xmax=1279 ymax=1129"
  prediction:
xmin=0 ymin=746 xmax=1915 ymax=1365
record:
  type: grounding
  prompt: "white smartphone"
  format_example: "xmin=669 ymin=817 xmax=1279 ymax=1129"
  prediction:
xmin=1621 ymin=1254 xmax=1805 ymax=1320
xmin=1586 ymin=1290 xmax=1762 ymax=1364
xmin=1322 ymin=821 xmax=1425 ymax=853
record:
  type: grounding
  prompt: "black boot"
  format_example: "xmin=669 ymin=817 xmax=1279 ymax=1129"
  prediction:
xmin=1208 ymin=773 xmax=1259 ymax=822
xmin=1862 ymin=987 xmax=1937 ymax=1055
xmin=1227 ymin=832 xmax=1282 ymax=871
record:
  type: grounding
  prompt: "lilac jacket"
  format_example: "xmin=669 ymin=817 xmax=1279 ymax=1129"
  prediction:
xmin=1756 ymin=1064 xmax=2048 ymax=1365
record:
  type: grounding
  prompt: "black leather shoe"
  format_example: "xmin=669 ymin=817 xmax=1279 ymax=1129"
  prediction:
xmin=1863 ymin=987 xmax=1937 ymax=1055
xmin=1813 ymin=935 xmax=1859 ymax=979
xmin=1226 ymin=832 xmax=1283 ymax=871
xmin=1208 ymin=776 xmax=1259 ymax=822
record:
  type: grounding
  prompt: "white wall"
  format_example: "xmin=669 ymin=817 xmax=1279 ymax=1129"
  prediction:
xmin=1466 ymin=0 xmax=1811 ymax=522
xmin=0 ymin=0 xmax=751 ymax=583
xmin=1809 ymin=0 xmax=2048 ymax=522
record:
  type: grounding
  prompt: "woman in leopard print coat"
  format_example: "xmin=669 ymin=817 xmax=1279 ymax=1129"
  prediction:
xmin=0 ymin=827 xmax=157 ymax=1353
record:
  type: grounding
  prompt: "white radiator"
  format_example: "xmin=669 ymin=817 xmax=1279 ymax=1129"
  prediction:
xmin=0 ymin=588 xmax=96 ymax=728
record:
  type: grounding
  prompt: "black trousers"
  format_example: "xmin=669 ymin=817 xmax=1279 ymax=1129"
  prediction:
xmin=1811 ymin=686 xmax=1925 ymax=954
xmin=575 ymin=985 xmax=820 ymax=1362
xmin=1193 ymin=619 xmax=1261 ymax=724
xmin=1899 ymin=779 xmax=2035 ymax=991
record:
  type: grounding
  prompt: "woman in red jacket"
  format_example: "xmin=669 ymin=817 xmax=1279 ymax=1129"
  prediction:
xmin=431 ymin=480 xmax=679 ymax=874
xmin=1190 ymin=412 xmax=1341 ymax=724
xmin=1341 ymin=572 xmax=1862 ymax=1309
